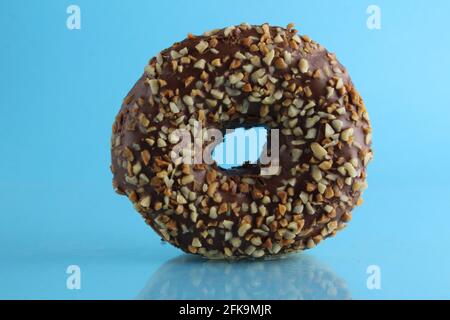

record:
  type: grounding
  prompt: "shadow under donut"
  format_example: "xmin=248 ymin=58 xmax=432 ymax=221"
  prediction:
xmin=137 ymin=254 xmax=351 ymax=300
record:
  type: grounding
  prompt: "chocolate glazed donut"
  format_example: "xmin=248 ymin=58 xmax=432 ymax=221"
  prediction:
xmin=111 ymin=23 xmax=373 ymax=259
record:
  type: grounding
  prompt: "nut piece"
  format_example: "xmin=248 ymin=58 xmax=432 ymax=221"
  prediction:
xmin=238 ymin=223 xmax=251 ymax=237
xmin=141 ymin=150 xmax=151 ymax=165
xmin=192 ymin=237 xmax=202 ymax=248
xmin=229 ymin=72 xmax=244 ymax=85
xmin=341 ymin=128 xmax=354 ymax=142
xmin=319 ymin=160 xmax=333 ymax=171
xmin=194 ymin=59 xmax=206 ymax=69
xmin=299 ymin=58 xmax=309 ymax=73
xmin=310 ymin=142 xmax=327 ymax=160
xmin=311 ymin=165 xmax=322 ymax=182
xmin=181 ymin=175 xmax=194 ymax=185
xmin=148 ymin=79 xmax=159 ymax=95
xmin=274 ymin=57 xmax=287 ymax=69
xmin=263 ymin=49 xmax=275 ymax=66
xmin=139 ymin=196 xmax=151 ymax=208
xmin=195 ymin=40 xmax=209 ymax=54
xmin=210 ymin=89 xmax=224 ymax=100
xmin=183 ymin=95 xmax=194 ymax=106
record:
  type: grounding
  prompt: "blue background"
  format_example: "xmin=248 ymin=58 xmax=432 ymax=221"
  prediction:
xmin=1 ymin=0 xmax=450 ymax=299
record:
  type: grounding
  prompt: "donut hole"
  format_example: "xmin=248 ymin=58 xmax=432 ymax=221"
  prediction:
xmin=212 ymin=126 xmax=268 ymax=175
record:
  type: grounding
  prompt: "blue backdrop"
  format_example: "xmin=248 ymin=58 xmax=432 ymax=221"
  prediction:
xmin=1 ymin=0 xmax=449 ymax=299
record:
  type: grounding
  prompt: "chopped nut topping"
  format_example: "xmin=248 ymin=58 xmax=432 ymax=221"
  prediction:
xmin=319 ymin=160 xmax=333 ymax=171
xmin=299 ymin=58 xmax=309 ymax=73
xmin=341 ymin=128 xmax=354 ymax=142
xmin=310 ymin=142 xmax=328 ymax=160
xmin=192 ymin=237 xmax=202 ymax=247
xmin=183 ymin=95 xmax=194 ymax=106
xmin=139 ymin=196 xmax=150 ymax=208
xmin=181 ymin=174 xmax=194 ymax=185
xmin=210 ymin=89 xmax=224 ymax=99
xmin=148 ymin=79 xmax=159 ymax=95
xmin=195 ymin=40 xmax=209 ymax=54
xmin=229 ymin=72 xmax=244 ymax=85
xmin=242 ymin=83 xmax=252 ymax=92
xmin=194 ymin=59 xmax=206 ymax=69
xmin=211 ymin=58 xmax=222 ymax=67
xmin=141 ymin=150 xmax=151 ymax=166
xmin=263 ymin=49 xmax=275 ymax=66
xmin=274 ymin=57 xmax=288 ymax=69
xmin=238 ymin=223 xmax=251 ymax=237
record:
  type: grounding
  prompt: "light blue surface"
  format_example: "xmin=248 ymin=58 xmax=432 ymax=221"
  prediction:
xmin=1 ymin=0 xmax=450 ymax=299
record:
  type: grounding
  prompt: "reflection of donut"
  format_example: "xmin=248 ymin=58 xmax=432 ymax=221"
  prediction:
xmin=137 ymin=254 xmax=351 ymax=300
xmin=111 ymin=23 xmax=373 ymax=259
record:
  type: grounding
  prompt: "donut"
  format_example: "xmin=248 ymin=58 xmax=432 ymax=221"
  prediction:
xmin=111 ymin=23 xmax=373 ymax=259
